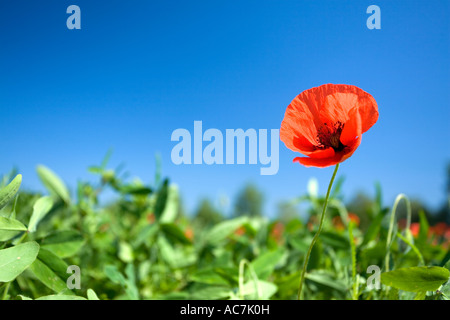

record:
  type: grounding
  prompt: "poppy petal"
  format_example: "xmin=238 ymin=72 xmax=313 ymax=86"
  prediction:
xmin=293 ymin=154 xmax=342 ymax=168
xmin=292 ymin=134 xmax=317 ymax=153
xmin=340 ymin=107 xmax=362 ymax=146
xmin=307 ymin=147 xmax=335 ymax=159
xmin=340 ymin=135 xmax=362 ymax=162
xmin=319 ymin=92 xmax=359 ymax=125
xmin=357 ymin=93 xmax=379 ymax=134
xmin=280 ymin=101 xmax=319 ymax=153
xmin=291 ymin=147 xmax=336 ymax=159
xmin=318 ymin=84 xmax=378 ymax=134
xmin=291 ymin=134 xmax=336 ymax=158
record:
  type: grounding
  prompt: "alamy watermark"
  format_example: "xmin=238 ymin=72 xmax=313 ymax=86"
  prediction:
xmin=366 ymin=5 xmax=381 ymax=30
xmin=170 ymin=121 xmax=279 ymax=175
xmin=65 ymin=5 xmax=380 ymax=31
xmin=66 ymin=265 xmax=81 ymax=289
xmin=366 ymin=265 xmax=381 ymax=290
xmin=67 ymin=5 xmax=81 ymax=30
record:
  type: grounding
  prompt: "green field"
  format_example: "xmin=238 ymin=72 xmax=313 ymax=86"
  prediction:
xmin=0 ymin=159 xmax=449 ymax=300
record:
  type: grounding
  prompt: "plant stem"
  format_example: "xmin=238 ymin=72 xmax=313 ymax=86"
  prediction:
xmin=2 ymin=282 xmax=11 ymax=300
xmin=349 ymin=221 xmax=358 ymax=300
xmin=297 ymin=163 xmax=339 ymax=300
xmin=385 ymin=194 xmax=410 ymax=272
xmin=15 ymin=231 xmax=28 ymax=245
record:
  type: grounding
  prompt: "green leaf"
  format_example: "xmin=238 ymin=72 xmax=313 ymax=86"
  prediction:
xmin=118 ymin=241 xmax=134 ymax=263
xmin=39 ymin=230 xmax=84 ymax=258
xmin=381 ymin=267 xmax=450 ymax=292
xmin=440 ymin=280 xmax=450 ymax=300
xmin=0 ymin=213 xmax=26 ymax=242
xmin=387 ymin=287 xmax=399 ymax=300
xmin=241 ymin=280 xmax=278 ymax=299
xmin=7 ymin=194 xmax=19 ymax=220
xmin=36 ymin=295 xmax=86 ymax=300
xmin=156 ymin=235 xmax=176 ymax=267
xmin=214 ymin=267 xmax=239 ymax=286
xmin=445 ymin=259 xmax=450 ymax=271
xmin=0 ymin=174 xmax=22 ymax=211
xmin=161 ymin=223 xmax=191 ymax=245
xmin=132 ymin=224 xmax=158 ymax=247
xmin=0 ymin=216 xmax=27 ymax=232
xmin=36 ymin=165 xmax=71 ymax=204
xmin=251 ymin=249 xmax=285 ymax=279
xmin=362 ymin=209 xmax=386 ymax=246
xmin=87 ymin=166 xmax=103 ymax=174
xmin=374 ymin=181 xmax=383 ymax=213
xmin=190 ymin=269 xmax=230 ymax=286
xmin=30 ymin=260 xmax=67 ymax=293
xmin=124 ymin=264 xmax=139 ymax=300
xmin=159 ymin=184 xmax=179 ymax=223
xmin=0 ymin=241 xmax=40 ymax=282
xmin=28 ymin=196 xmax=54 ymax=233
xmin=104 ymin=265 xmax=126 ymax=285
xmin=305 ymin=270 xmax=347 ymax=292
xmin=154 ymin=292 xmax=189 ymax=300
xmin=320 ymin=231 xmax=350 ymax=249
xmin=154 ymin=179 xmax=169 ymax=220
xmin=119 ymin=185 xmax=153 ymax=196
xmin=87 ymin=288 xmax=100 ymax=300
xmin=101 ymin=148 xmax=113 ymax=169
xmin=104 ymin=264 xmax=139 ymax=300
xmin=0 ymin=230 xmax=22 ymax=242
xmin=205 ymin=216 xmax=248 ymax=245
xmin=36 ymin=248 xmax=70 ymax=280
xmin=29 ymin=248 xmax=70 ymax=293
xmin=418 ymin=210 xmax=429 ymax=243
xmin=414 ymin=291 xmax=427 ymax=300
xmin=189 ymin=284 xmax=231 ymax=300
xmin=289 ymin=236 xmax=311 ymax=252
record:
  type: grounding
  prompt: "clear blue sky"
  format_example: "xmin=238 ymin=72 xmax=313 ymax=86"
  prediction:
xmin=1 ymin=0 xmax=449 ymax=216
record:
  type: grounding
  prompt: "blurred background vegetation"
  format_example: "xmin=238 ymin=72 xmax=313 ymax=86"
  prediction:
xmin=191 ymin=162 xmax=450 ymax=229
xmin=0 ymin=155 xmax=449 ymax=300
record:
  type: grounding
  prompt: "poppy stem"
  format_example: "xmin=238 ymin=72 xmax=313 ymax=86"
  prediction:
xmin=297 ymin=163 xmax=340 ymax=300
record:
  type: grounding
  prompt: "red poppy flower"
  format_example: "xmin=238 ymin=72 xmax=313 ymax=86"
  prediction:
xmin=184 ymin=227 xmax=194 ymax=241
xmin=429 ymin=222 xmax=447 ymax=237
xmin=445 ymin=228 xmax=450 ymax=240
xmin=409 ymin=222 xmax=420 ymax=238
xmin=280 ymin=84 xmax=378 ymax=167
xmin=270 ymin=222 xmax=285 ymax=242
xmin=332 ymin=213 xmax=360 ymax=231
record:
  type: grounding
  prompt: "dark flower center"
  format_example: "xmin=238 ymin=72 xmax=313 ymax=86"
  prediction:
xmin=317 ymin=121 xmax=345 ymax=152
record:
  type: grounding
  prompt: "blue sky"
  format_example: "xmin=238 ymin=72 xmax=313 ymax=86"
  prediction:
xmin=1 ymin=0 xmax=449 ymax=216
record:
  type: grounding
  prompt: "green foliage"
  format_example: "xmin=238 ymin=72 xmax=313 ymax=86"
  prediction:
xmin=0 ymin=174 xmax=22 ymax=211
xmin=28 ymin=196 xmax=53 ymax=233
xmin=0 ymin=217 xmax=27 ymax=233
xmin=204 ymin=217 xmax=248 ymax=246
xmin=381 ymin=267 xmax=450 ymax=292
xmin=0 ymin=242 xmax=40 ymax=282
xmin=193 ymin=199 xmax=224 ymax=228
xmin=36 ymin=165 xmax=71 ymax=205
xmin=0 ymin=158 xmax=449 ymax=300
xmin=39 ymin=231 xmax=84 ymax=258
